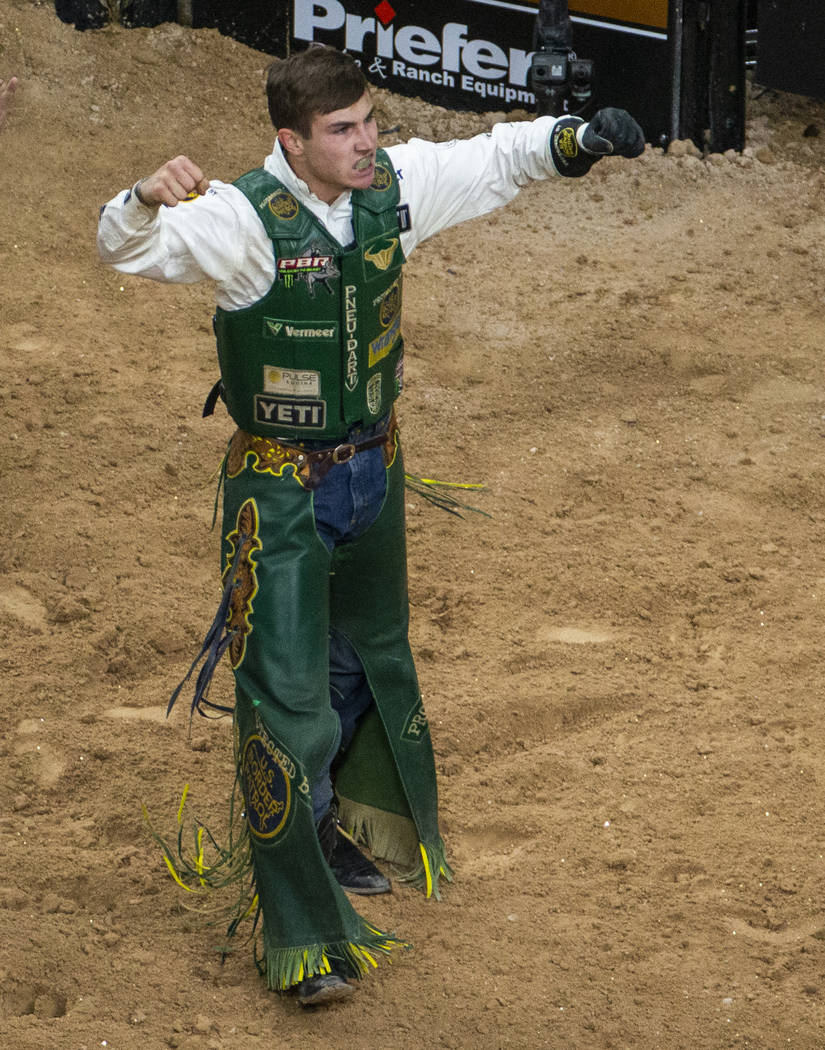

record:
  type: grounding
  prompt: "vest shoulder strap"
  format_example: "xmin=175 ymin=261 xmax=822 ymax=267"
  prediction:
xmin=233 ymin=168 xmax=320 ymax=243
xmin=234 ymin=151 xmax=400 ymax=244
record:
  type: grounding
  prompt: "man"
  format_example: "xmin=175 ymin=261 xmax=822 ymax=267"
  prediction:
xmin=98 ymin=45 xmax=643 ymax=1006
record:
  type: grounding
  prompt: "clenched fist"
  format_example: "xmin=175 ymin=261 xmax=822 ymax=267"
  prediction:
xmin=135 ymin=155 xmax=210 ymax=207
xmin=580 ymin=108 xmax=645 ymax=158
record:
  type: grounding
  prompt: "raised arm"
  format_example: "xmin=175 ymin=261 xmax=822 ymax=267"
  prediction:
xmin=96 ymin=158 xmax=273 ymax=307
xmin=389 ymin=109 xmax=644 ymax=254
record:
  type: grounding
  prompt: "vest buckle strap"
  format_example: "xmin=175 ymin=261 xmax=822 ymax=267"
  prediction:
xmin=331 ymin=443 xmax=356 ymax=465
xmin=298 ymin=412 xmax=398 ymax=488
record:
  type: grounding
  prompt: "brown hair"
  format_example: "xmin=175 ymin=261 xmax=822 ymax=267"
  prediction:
xmin=266 ymin=47 xmax=368 ymax=137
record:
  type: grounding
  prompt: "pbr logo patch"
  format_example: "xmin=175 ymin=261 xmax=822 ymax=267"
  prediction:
xmin=370 ymin=163 xmax=393 ymax=191
xmin=242 ymin=733 xmax=291 ymax=840
xmin=277 ymin=244 xmax=340 ymax=297
xmin=263 ymin=189 xmax=300 ymax=220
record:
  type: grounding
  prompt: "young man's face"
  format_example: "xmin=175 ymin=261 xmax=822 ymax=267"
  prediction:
xmin=279 ymin=91 xmax=379 ymax=204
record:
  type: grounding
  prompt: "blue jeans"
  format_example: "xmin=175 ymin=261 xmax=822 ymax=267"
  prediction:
xmin=310 ymin=420 xmax=390 ymax=821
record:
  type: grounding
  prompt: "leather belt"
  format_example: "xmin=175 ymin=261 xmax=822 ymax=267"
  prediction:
xmin=225 ymin=413 xmax=398 ymax=490
xmin=300 ymin=429 xmax=392 ymax=471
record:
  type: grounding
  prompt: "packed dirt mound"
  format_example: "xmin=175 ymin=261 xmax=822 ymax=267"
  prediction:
xmin=2 ymin=3 xmax=825 ymax=1047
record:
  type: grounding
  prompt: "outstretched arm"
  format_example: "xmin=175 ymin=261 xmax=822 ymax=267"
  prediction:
xmin=389 ymin=108 xmax=645 ymax=255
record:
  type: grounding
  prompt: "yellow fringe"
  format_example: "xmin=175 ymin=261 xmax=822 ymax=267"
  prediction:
xmin=415 ymin=476 xmax=485 ymax=489
xmin=419 ymin=842 xmax=433 ymax=898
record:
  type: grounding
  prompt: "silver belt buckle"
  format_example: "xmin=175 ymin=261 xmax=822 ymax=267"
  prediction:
xmin=331 ymin=442 xmax=356 ymax=464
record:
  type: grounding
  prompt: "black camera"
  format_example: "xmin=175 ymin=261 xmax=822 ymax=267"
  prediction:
xmin=529 ymin=0 xmax=594 ymax=117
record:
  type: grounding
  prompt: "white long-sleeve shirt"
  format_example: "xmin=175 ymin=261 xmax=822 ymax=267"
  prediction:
xmin=97 ymin=116 xmax=564 ymax=311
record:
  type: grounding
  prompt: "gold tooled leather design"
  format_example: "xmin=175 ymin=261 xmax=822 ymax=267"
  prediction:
xmin=223 ymin=499 xmax=262 ymax=668
xmin=225 ymin=432 xmax=313 ymax=487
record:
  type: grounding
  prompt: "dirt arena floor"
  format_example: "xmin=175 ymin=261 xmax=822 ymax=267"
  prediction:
xmin=3 ymin=4 xmax=825 ymax=1047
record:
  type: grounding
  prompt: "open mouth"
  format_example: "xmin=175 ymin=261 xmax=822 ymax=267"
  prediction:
xmin=354 ymin=157 xmax=373 ymax=172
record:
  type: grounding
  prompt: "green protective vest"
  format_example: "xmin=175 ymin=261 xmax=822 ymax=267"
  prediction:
xmin=214 ymin=152 xmax=406 ymax=442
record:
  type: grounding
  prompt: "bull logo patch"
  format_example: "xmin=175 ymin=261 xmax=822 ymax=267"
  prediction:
xmin=364 ymin=237 xmax=399 ymax=273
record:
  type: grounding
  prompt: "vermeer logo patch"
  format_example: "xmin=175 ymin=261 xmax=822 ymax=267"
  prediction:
xmin=263 ymin=317 xmax=337 ymax=341
xmin=242 ymin=734 xmax=291 ymax=839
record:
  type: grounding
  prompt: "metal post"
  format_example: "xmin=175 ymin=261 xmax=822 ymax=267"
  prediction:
xmin=670 ymin=0 xmax=746 ymax=152
xmin=669 ymin=0 xmax=684 ymax=142
xmin=708 ymin=0 xmax=746 ymax=152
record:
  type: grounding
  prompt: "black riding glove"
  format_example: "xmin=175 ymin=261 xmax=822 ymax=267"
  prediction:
xmin=549 ymin=108 xmax=645 ymax=177
xmin=580 ymin=107 xmax=645 ymax=158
